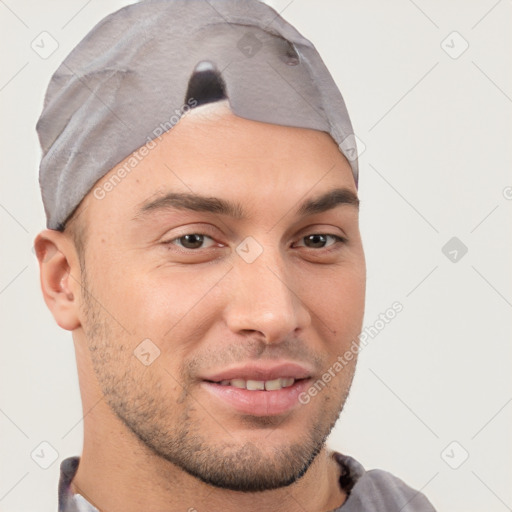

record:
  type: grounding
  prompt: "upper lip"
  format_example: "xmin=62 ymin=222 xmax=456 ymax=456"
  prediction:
xmin=202 ymin=362 xmax=313 ymax=383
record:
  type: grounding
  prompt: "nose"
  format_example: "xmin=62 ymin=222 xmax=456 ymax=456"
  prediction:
xmin=223 ymin=247 xmax=311 ymax=344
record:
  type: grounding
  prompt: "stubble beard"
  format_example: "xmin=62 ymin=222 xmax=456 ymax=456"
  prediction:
xmin=80 ymin=267 xmax=354 ymax=492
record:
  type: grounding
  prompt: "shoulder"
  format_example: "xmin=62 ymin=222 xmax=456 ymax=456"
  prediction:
xmin=348 ymin=468 xmax=437 ymax=511
xmin=332 ymin=453 xmax=437 ymax=512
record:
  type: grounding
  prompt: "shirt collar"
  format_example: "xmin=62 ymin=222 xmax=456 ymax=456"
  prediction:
xmin=58 ymin=452 xmax=365 ymax=511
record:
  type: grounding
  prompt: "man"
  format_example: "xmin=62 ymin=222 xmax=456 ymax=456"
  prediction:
xmin=34 ymin=0 xmax=437 ymax=510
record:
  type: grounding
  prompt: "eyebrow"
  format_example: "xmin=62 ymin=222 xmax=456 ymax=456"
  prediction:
xmin=135 ymin=187 xmax=359 ymax=220
xmin=297 ymin=187 xmax=359 ymax=216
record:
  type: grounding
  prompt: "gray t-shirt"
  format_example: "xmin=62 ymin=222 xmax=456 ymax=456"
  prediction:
xmin=58 ymin=453 xmax=437 ymax=511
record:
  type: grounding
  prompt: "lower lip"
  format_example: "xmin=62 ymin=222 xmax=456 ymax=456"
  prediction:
xmin=201 ymin=379 xmax=311 ymax=416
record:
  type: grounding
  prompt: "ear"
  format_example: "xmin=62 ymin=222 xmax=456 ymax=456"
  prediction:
xmin=34 ymin=229 xmax=82 ymax=331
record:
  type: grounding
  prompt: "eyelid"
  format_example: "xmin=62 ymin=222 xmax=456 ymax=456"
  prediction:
xmin=294 ymin=222 xmax=348 ymax=240
xmin=295 ymin=219 xmax=348 ymax=235
xmin=293 ymin=233 xmax=346 ymax=249
xmin=163 ymin=234 xmax=220 ymax=250
xmin=159 ymin=223 xmax=222 ymax=242
xmin=158 ymin=221 xmax=348 ymax=250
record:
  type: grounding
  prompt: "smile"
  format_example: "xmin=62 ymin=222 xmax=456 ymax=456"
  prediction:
xmin=214 ymin=377 xmax=296 ymax=391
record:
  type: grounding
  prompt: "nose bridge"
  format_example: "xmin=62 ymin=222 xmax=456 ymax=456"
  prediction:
xmin=225 ymin=242 xmax=310 ymax=342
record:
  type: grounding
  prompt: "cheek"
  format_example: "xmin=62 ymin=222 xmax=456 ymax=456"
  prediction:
xmin=104 ymin=264 xmax=228 ymax=343
xmin=299 ymin=263 xmax=366 ymax=334
xmin=90 ymin=241 xmax=365 ymax=350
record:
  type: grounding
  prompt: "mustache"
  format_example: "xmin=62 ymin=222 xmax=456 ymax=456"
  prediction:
xmin=184 ymin=337 xmax=325 ymax=379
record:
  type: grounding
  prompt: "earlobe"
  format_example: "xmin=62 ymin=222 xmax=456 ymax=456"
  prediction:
xmin=34 ymin=230 xmax=81 ymax=331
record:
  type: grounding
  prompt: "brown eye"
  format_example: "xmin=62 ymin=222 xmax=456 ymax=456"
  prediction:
xmin=303 ymin=234 xmax=328 ymax=248
xmin=173 ymin=234 xmax=214 ymax=249
xmin=180 ymin=234 xmax=204 ymax=249
xmin=296 ymin=234 xmax=345 ymax=249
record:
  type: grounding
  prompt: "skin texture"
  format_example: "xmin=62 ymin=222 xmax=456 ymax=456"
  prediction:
xmin=35 ymin=101 xmax=366 ymax=512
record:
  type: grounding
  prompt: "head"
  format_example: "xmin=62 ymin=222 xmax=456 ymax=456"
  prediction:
xmin=36 ymin=100 xmax=365 ymax=492
xmin=34 ymin=0 xmax=365 ymax=495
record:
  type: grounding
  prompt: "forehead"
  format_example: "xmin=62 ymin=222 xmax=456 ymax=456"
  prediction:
xmin=80 ymin=102 xmax=356 ymax=230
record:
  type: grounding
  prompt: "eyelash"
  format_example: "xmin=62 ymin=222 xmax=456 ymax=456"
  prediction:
xmin=293 ymin=234 xmax=346 ymax=249
xmin=164 ymin=233 xmax=347 ymax=251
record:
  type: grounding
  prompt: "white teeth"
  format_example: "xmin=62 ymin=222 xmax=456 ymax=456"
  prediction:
xmin=280 ymin=377 xmax=295 ymax=388
xmin=217 ymin=377 xmax=297 ymax=390
xmin=246 ymin=379 xmax=265 ymax=390
xmin=264 ymin=378 xmax=283 ymax=391
xmin=230 ymin=379 xmax=246 ymax=389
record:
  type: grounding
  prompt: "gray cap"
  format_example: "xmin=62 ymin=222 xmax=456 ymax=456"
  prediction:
xmin=37 ymin=0 xmax=359 ymax=230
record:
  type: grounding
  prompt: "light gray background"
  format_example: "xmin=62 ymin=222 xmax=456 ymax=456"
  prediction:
xmin=1 ymin=1 xmax=511 ymax=511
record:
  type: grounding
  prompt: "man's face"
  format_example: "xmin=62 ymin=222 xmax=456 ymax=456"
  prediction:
xmin=75 ymin=102 xmax=366 ymax=492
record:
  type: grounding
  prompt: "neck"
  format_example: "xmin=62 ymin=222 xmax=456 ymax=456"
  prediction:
xmin=73 ymin=428 xmax=345 ymax=512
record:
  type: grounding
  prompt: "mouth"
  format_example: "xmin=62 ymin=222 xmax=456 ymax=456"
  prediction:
xmin=206 ymin=377 xmax=301 ymax=391
xmin=200 ymin=362 xmax=313 ymax=416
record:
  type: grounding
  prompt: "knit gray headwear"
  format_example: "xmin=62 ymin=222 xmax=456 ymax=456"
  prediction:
xmin=37 ymin=0 xmax=359 ymax=230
